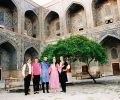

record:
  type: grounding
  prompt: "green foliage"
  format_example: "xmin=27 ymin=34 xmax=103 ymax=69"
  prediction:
xmin=54 ymin=39 xmax=71 ymax=58
xmin=39 ymin=44 xmax=57 ymax=63
xmin=79 ymin=40 xmax=107 ymax=65
xmin=39 ymin=35 xmax=107 ymax=65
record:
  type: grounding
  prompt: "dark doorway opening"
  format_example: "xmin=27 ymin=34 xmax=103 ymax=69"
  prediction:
xmin=82 ymin=65 xmax=88 ymax=74
xmin=112 ymin=63 xmax=120 ymax=75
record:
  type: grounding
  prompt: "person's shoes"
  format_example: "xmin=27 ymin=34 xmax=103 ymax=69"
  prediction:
xmin=47 ymin=91 xmax=49 ymax=93
xmin=60 ymin=91 xmax=66 ymax=93
xmin=34 ymin=92 xmax=37 ymax=94
xmin=25 ymin=93 xmax=30 ymax=95
xmin=36 ymin=91 xmax=39 ymax=94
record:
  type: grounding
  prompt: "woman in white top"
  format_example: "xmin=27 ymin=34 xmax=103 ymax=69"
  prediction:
xmin=22 ymin=58 xmax=32 ymax=95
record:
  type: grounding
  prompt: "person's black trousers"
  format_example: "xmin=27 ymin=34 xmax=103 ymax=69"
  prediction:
xmin=33 ymin=75 xmax=40 ymax=92
xmin=61 ymin=81 xmax=66 ymax=92
xmin=24 ymin=74 xmax=31 ymax=95
xmin=42 ymin=82 xmax=49 ymax=93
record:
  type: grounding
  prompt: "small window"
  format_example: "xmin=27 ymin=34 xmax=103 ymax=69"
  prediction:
xmin=111 ymin=47 xmax=118 ymax=59
xmin=79 ymin=28 xmax=83 ymax=31
xmin=82 ymin=65 xmax=88 ymax=73
xmin=56 ymin=22 xmax=60 ymax=30
xmin=32 ymin=34 xmax=36 ymax=38
xmin=105 ymin=18 xmax=113 ymax=24
xmin=56 ymin=33 xmax=60 ymax=36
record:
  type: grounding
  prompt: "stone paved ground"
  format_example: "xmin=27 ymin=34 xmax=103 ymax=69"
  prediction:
xmin=0 ymin=83 xmax=120 ymax=100
xmin=1 ymin=76 xmax=120 ymax=100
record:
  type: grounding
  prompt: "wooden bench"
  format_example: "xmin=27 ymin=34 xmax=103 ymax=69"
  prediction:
xmin=81 ymin=72 xmax=90 ymax=79
xmin=93 ymin=71 xmax=101 ymax=78
xmin=75 ymin=72 xmax=89 ymax=79
xmin=75 ymin=71 xmax=101 ymax=79
xmin=5 ymin=77 xmax=20 ymax=90
xmin=75 ymin=72 xmax=82 ymax=79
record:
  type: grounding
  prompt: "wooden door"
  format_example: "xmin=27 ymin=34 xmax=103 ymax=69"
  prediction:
xmin=112 ymin=63 xmax=120 ymax=75
xmin=82 ymin=65 xmax=88 ymax=74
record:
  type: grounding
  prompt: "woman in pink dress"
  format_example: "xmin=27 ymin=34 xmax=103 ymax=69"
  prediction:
xmin=49 ymin=57 xmax=60 ymax=92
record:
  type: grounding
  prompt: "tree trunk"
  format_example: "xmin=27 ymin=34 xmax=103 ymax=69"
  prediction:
xmin=87 ymin=71 xmax=97 ymax=83
xmin=87 ymin=63 xmax=97 ymax=83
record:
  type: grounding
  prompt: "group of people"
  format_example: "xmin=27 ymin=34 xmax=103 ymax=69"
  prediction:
xmin=22 ymin=56 xmax=69 ymax=95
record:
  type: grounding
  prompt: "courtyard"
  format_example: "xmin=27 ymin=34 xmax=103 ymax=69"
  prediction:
xmin=0 ymin=76 xmax=120 ymax=100
xmin=0 ymin=0 xmax=120 ymax=100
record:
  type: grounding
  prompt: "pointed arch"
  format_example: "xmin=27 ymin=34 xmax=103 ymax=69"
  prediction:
xmin=0 ymin=41 xmax=17 ymax=70
xmin=99 ymin=34 xmax=120 ymax=43
xmin=24 ymin=10 xmax=39 ymax=38
xmin=66 ymin=2 xmax=87 ymax=33
xmin=92 ymin=0 xmax=119 ymax=26
xmin=0 ymin=0 xmax=18 ymax=32
xmin=24 ymin=47 xmax=39 ymax=63
xmin=44 ymin=11 xmax=60 ymax=38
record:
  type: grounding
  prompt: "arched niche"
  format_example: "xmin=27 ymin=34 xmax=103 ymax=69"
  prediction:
xmin=92 ymin=0 xmax=119 ymax=26
xmin=101 ymin=36 xmax=120 ymax=60
xmin=44 ymin=11 xmax=60 ymax=38
xmin=66 ymin=3 xmax=86 ymax=33
xmin=24 ymin=10 xmax=39 ymax=38
xmin=24 ymin=47 xmax=38 ymax=63
xmin=0 ymin=0 xmax=18 ymax=32
xmin=0 ymin=42 xmax=17 ymax=70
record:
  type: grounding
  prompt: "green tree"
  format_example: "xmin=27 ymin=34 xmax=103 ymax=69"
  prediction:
xmin=40 ymin=35 xmax=107 ymax=83
xmin=78 ymin=40 xmax=107 ymax=83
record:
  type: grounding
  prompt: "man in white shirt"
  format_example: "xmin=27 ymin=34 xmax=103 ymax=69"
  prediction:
xmin=22 ymin=58 xmax=32 ymax=95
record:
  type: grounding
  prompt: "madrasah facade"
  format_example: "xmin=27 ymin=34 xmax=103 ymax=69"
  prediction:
xmin=0 ymin=0 xmax=120 ymax=80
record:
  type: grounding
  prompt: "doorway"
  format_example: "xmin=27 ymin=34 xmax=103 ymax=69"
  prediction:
xmin=82 ymin=65 xmax=88 ymax=74
xmin=112 ymin=63 xmax=120 ymax=75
